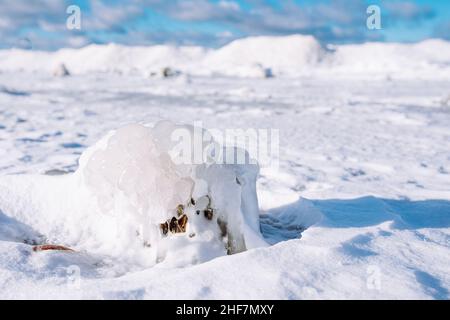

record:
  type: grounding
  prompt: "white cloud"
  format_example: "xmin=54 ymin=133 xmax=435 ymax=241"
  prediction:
xmin=0 ymin=0 xmax=441 ymax=49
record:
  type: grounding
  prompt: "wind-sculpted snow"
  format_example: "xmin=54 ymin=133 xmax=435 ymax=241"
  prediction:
xmin=0 ymin=35 xmax=449 ymax=79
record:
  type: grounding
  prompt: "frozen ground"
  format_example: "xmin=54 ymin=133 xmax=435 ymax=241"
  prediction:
xmin=0 ymin=37 xmax=450 ymax=299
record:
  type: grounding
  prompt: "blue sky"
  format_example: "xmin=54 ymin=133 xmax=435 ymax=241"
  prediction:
xmin=0 ymin=0 xmax=449 ymax=50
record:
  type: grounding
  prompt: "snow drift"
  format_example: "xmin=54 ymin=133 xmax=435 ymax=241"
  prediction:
xmin=0 ymin=122 xmax=267 ymax=267
xmin=203 ymin=35 xmax=325 ymax=77
xmin=1 ymin=35 xmax=449 ymax=78
xmin=324 ymin=39 xmax=450 ymax=78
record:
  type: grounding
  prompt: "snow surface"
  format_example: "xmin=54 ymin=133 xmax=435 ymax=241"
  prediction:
xmin=0 ymin=35 xmax=450 ymax=299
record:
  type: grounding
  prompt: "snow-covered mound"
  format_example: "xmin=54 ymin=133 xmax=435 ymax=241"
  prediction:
xmin=1 ymin=35 xmax=449 ymax=78
xmin=203 ymin=35 xmax=325 ymax=77
xmin=0 ymin=122 xmax=267 ymax=267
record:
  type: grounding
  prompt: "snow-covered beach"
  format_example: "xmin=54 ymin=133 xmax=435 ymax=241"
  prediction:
xmin=0 ymin=35 xmax=449 ymax=299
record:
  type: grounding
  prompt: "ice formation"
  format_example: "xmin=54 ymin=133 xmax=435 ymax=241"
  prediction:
xmin=0 ymin=121 xmax=267 ymax=267
xmin=76 ymin=122 xmax=267 ymax=265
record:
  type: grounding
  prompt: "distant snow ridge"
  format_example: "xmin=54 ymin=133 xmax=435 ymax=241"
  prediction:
xmin=0 ymin=35 xmax=449 ymax=78
xmin=325 ymin=39 xmax=450 ymax=78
